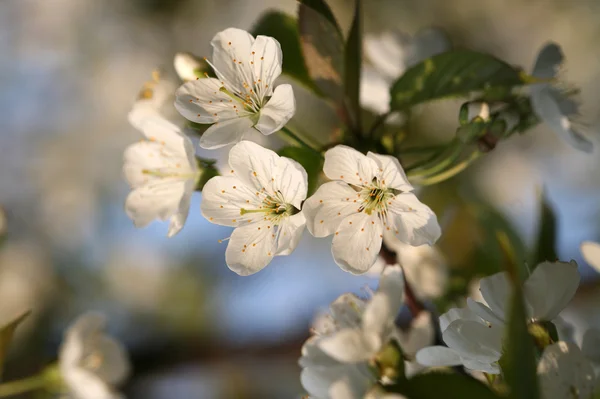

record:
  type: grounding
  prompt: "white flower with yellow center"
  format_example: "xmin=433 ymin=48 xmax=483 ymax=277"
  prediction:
xmin=200 ymin=141 xmax=307 ymax=275
xmin=303 ymin=145 xmax=441 ymax=274
xmin=59 ymin=313 xmax=130 ymax=399
xmin=530 ymin=43 xmax=593 ymax=153
xmin=175 ymin=28 xmax=295 ymax=149
xmin=123 ymin=116 xmax=200 ymax=237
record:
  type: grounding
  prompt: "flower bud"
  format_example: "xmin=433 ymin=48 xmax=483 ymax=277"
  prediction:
xmin=459 ymin=101 xmax=490 ymax=125
xmin=174 ymin=52 xmax=203 ymax=82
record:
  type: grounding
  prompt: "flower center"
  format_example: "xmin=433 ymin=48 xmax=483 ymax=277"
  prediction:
xmin=359 ymin=184 xmax=394 ymax=216
xmin=240 ymin=192 xmax=296 ymax=225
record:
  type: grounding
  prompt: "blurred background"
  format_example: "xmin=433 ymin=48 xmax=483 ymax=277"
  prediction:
xmin=0 ymin=0 xmax=599 ymax=398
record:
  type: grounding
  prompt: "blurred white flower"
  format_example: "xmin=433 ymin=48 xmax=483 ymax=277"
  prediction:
xmin=173 ymin=52 xmax=203 ymax=82
xmin=59 ymin=313 xmax=130 ymax=399
xmin=200 ymin=141 xmax=307 ymax=275
xmin=361 ymin=28 xmax=450 ymax=114
xmin=300 ymin=266 xmax=405 ymax=399
xmin=123 ymin=116 xmax=200 ymax=237
xmin=538 ymin=341 xmax=596 ymax=399
xmin=417 ymin=261 xmax=581 ymax=374
xmin=582 ymin=328 xmax=600 ymax=367
xmin=581 ymin=241 xmax=600 ymax=273
xmin=128 ymin=72 xmax=180 ymax=130
xmin=530 ymin=43 xmax=593 ymax=153
xmin=303 ymin=145 xmax=440 ymax=274
xmin=175 ymin=28 xmax=295 ymax=149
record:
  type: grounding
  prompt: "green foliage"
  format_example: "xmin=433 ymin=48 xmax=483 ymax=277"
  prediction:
xmin=532 ymin=192 xmax=558 ymax=266
xmin=298 ymin=0 xmax=345 ymax=104
xmin=390 ymin=50 xmax=524 ymax=111
xmin=278 ymin=146 xmax=323 ymax=196
xmin=344 ymin=0 xmax=362 ymax=131
xmin=0 ymin=311 xmax=30 ymax=377
xmin=251 ymin=11 xmax=319 ymax=92
xmin=501 ymin=280 xmax=540 ymax=399
xmin=389 ymin=372 xmax=501 ymax=399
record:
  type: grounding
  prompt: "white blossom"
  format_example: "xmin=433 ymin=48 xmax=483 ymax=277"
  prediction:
xmin=123 ymin=116 xmax=200 ymax=237
xmin=300 ymin=266 xmax=405 ymax=399
xmin=538 ymin=341 xmax=596 ymax=399
xmin=361 ymin=28 xmax=450 ymax=114
xmin=59 ymin=313 xmax=130 ymax=399
xmin=581 ymin=241 xmax=600 ymax=273
xmin=128 ymin=72 xmax=180 ymax=130
xmin=303 ymin=145 xmax=441 ymax=274
xmin=530 ymin=43 xmax=593 ymax=152
xmin=417 ymin=261 xmax=581 ymax=374
xmin=175 ymin=28 xmax=295 ymax=149
xmin=200 ymin=141 xmax=307 ymax=275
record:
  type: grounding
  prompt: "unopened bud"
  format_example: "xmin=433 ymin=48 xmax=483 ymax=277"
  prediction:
xmin=174 ymin=52 xmax=204 ymax=82
xmin=459 ymin=101 xmax=490 ymax=125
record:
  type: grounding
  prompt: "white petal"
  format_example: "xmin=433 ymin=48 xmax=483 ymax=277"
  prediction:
xmin=300 ymin=336 xmax=341 ymax=369
xmin=581 ymin=328 xmax=600 ymax=363
xmin=251 ymin=35 xmax=283 ymax=89
xmin=478 ymin=271 xmax=511 ymax=322
xmin=274 ymin=156 xmax=308 ymax=209
xmin=416 ymin=346 xmax=463 ymax=367
xmin=439 ymin=307 xmax=482 ymax=333
xmin=199 ymin=116 xmax=256 ymax=149
xmin=300 ymin=367 xmax=331 ymax=398
xmin=60 ymin=313 xmax=106 ymax=368
xmin=538 ymin=342 xmax=596 ymax=399
xmin=210 ymin=28 xmax=255 ymax=91
xmin=125 ymin=181 xmax=187 ymax=230
xmin=442 ymin=320 xmax=503 ymax=362
xmin=329 ymin=293 xmax=367 ymax=329
xmin=366 ymin=152 xmax=413 ymax=192
xmin=532 ymin=43 xmax=563 ymax=80
xmin=174 ymin=52 xmax=202 ymax=82
xmin=303 ymin=181 xmax=361 ymax=238
xmin=323 ymin=145 xmax=378 ymax=185
xmin=364 ymin=31 xmax=410 ymax=80
xmin=63 ymin=369 xmax=121 ymax=399
xmin=360 ymin=66 xmax=391 ymax=114
xmin=200 ymin=175 xmax=263 ymax=227
xmin=396 ymin=311 xmax=435 ymax=355
xmin=332 ymin=212 xmax=383 ymax=274
xmin=167 ymin=180 xmax=195 ymax=237
xmin=524 ymin=261 xmax=580 ymax=320
xmin=363 ymin=265 xmax=404 ymax=337
xmin=228 ymin=140 xmax=281 ymax=191
xmin=91 ymin=336 xmax=130 ymax=385
xmin=275 ymin=213 xmax=306 ymax=256
xmin=225 ymin=219 xmax=276 ymax=275
xmin=530 ymin=85 xmax=593 ymax=153
xmin=461 ymin=358 xmax=501 ymax=374
xmin=255 ymin=84 xmax=295 ymax=135
xmin=466 ymin=298 xmax=505 ymax=328
xmin=387 ymin=193 xmax=441 ymax=246
xmin=319 ymin=328 xmax=375 ymax=363
xmin=581 ymin=241 xmax=600 ymax=273
xmin=174 ymin=78 xmax=240 ymax=124
xmin=129 ymin=79 xmax=178 ymax=130
xmin=329 ymin=366 xmax=373 ymax=399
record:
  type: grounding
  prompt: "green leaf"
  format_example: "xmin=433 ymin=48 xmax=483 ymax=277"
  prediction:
xmin=390 ymin=372 xmax=500 ymax=399
xmin=0 ymin=310 xmax=30 ymax=377
xmin=532 ymin=191 xmax=557 ymax=266
xmin=390 ymin=50 xmax=524 ymax=111
xmin=298 ymin=0 xmax=341 ymax=34
xmin=251 ymin=11 xmax=319 ymax=93
xmin=298 ymin=1 xmax=345 ymax=104
xmin=278 ymin=146 xmax=323 ymax=196
xmin=501 ymin=283 xmax=540 ymax=399
xmin=344 ymin=0 xmax=362 ymax=131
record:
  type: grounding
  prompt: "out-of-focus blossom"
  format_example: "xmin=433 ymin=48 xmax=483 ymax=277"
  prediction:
xmin=128 ymin=72 xmax=180 ymax=130
xmin=303 ymin=145 xmax=440 ymax=274
xmin=361 ymin=28 xmax=450 ymax=114
xmin=530 ymin=43 xmax=593 ymax=153
xmin=538 ymin=341 xmax=596 ymax=399
xmin=59 ymin=313 xmax=130 ymax=399
xmin=174 ymin=52 xmax=203 ymax=82
xmin=417 ymin=261 xmax=580 ymax=374
xmin=123 ymin=116 xmax=200 ymax=237
xmin=300 ymin=266 xmax=408 ymax=398
xmin=581 ymin=241 xmax=600 ymax=273
xmin=201 ymin=141 xmax=307 ymax=275
xmin=175 ymin=28 xmax=295 ymax=149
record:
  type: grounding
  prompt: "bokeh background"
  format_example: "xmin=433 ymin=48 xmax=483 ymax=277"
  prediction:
xmin=1 ymin=0 xmax=599 ymax=398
